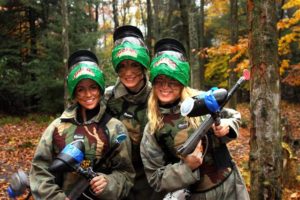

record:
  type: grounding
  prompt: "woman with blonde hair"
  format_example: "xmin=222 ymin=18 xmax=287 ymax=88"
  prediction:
xmin=140 ymin=38 xmax=249 ymax=200
xmin=105 ymin=25 xmax=165 ymax=200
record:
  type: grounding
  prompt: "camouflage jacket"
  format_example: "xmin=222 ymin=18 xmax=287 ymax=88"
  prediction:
xmin=104 ymin=78 xmax=151 ymax=175
xmin=29 ymin=100 xmax=135 ymax=200
xmin=140 ymin=102 xmax=241 ymax=193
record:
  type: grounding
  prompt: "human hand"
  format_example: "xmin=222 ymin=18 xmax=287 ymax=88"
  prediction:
xmin=90 ymin=175 xmax=108 ymax=196
xmin=182 ymin=140 xmax=203 ymax=171
xmin=212 ymin=121 xmax=230 ymax=137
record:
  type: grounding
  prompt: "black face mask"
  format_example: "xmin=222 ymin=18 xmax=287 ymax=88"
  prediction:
xmin=77 ymin=103 xmax=100 ymax=123
xmin=159 ymin=98 xmax=181 ymax=109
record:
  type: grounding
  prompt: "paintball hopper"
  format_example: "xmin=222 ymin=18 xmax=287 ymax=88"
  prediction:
xmin=181 ymin=88 xmax=228 ymax=117
xmin=7 ymin=169 xmax=29 ymax=198
xmin=49 ymin=140 xmax=85 ymax=172
xmin=181 ymin=69 xmax=251 ymax=117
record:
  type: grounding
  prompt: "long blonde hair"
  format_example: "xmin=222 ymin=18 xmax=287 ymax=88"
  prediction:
xmin=147 ymin=86 xmax=201 ymax=134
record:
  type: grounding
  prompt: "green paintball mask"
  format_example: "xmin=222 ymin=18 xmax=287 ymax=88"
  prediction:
xmin=67 ymin=50 xmax=105 ymax=98
xmin=112 ymin=25 xmax=150 ymax=72
xmin=150 ymin=38 xmax=190 ymax=86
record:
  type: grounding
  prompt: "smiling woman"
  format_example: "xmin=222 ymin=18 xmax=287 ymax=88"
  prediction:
xmin=140 ymin=38 xmax=250 ymax=200
xmin=29 ymin=49 xmax=135 ymax=199
xmin=75 ymin=79 xmax=101 ymax=111
xmin=105 ymin=25 xmax=165 ymax=200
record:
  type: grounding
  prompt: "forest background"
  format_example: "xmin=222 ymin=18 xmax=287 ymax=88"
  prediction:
xmin=0 ymin=0 xmax=299 ymax=199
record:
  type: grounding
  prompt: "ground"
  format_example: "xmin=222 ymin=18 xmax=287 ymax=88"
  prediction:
xmin=0 ymin=102 xmax=299 ymax=199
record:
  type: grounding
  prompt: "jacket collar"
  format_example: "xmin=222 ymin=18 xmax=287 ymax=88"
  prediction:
xmin=113 ymin=77 xmax=151 ymax=104
xmin=60 ymin=100 xmax=107 ymax=125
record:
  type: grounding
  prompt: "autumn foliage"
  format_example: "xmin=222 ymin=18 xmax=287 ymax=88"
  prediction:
xmin=203 ymin=0 xmax=300 ymax=89
xmin=0 ymin=103 xmax=299 ymax=199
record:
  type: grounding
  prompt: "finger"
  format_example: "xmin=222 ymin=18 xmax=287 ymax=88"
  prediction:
xmin=215 ymin=125 xmax=223 ymax=131
xmin=91 ymin=181 xmax=104 ymax=191
xmin=93 ymin=181 xmax=107 ymax=194
xmin=90 ymin=176 xmax=100 ymax=185
xmin=196 ymin=140 xmax=202 ymax=151
xmin=197 ymin=151 xmax=203 ymax=158
xmin=93 ymin=185 xmax=103 ymax=194
xmin=90 ymin=176 xmax=103 ymax=189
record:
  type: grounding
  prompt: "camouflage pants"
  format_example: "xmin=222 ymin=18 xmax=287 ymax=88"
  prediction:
xmin=190 ymin=165 xmax=250 ymax=200
xmin=123 ymin=173 xmax=166 ymax=200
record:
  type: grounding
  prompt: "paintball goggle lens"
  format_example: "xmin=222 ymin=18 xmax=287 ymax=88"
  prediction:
xmin=114 ymin=36 xmax=148 ymax=49
xmin=153 ymin=76 xmax=183 ymax=89
xmin=118 ymin=61 xmax=143 ymax=77
xmin=155 ymin=50 xmax=187 ymax=61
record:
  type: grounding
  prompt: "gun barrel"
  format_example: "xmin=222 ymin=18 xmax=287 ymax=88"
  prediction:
xmin=177 ymin=71 xmax=249 ymax=157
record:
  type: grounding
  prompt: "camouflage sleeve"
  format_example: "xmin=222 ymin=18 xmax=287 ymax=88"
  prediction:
xmin=103 ymin=85 xmax=115 ymax=103
xmin=96 ymin=118 xmax=135 ymax=199
xmin=29 ymin=118 xmax=67 ymax=199
xmin=140 ymin=124 xmax=200 ymax=193
xmin=219 ymin=107 xmax=241 ymax=143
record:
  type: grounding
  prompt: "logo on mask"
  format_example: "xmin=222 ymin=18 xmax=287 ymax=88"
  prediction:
xmin=117 ymin=48 xmax=137 ymax=58
xmin=154 ymin=58 xmax=177 ymax=69
xmin=73 ymin=67 xmax=95 ymax=80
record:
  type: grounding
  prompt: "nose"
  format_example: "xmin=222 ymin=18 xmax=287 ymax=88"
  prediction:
xmin=124 ymin=69 xmax=134 ymax=76
xmin=84 ymin=88 xmax=92 ymax=97
xmin=161 ymin=82 xmax=170 ymax=89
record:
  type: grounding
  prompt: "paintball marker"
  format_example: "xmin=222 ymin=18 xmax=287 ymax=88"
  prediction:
xmin=49 ymin=130 xmax=127 ymax=200
xmin=6 ymin=131 xmax=127 ymax=200
xmin=177 ymin=69 xmax=250 ymax=156
xmin=7 ymin=169 xmax=30 ymax=199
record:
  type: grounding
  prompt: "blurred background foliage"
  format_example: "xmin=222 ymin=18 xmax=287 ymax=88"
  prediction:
xmin=0 ymin=0 xmax=299 ymax=115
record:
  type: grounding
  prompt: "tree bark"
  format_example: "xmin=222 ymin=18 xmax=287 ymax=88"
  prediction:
xmin=138 ymin=0 xmax=147 ymax=29
xmin=146 ymin=0 xmax=153 ymax=55
xmin=188 ymin=11 xmax=200 ymax=89
xmin=248 ymin=0 xmax=282 ymax=199
xmin=27 ymin=7 xmax=37 ymax=57
xmin=61 ymin=0 xmax=70 ymax=108
xmin=228 ymin=0 xmax=238 ymax=109
xmin=178 ymin=0 xmax=190 ymax=55
xmin=112 ymin=0 xmax=119 ymax=29
xmin=198 ymin=0 xmax=205 ymax=89
xmin=101 ymin=3 xmax=107 ymax=46
xmin=152 ymin=0 xmax=160 ymax=41
xmin=178 ymin=0 xmax=201 ymax=89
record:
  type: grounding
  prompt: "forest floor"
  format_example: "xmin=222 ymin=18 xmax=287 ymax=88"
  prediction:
xmin=0 ymin=101 xmax=299 ymax=199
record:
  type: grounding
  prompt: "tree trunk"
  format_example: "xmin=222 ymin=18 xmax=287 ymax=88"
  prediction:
xmin=248 ymin=0 xmax=282 ymax=199
xmin=138 ymin=0 xmax=146 ymax=30
xmin=179 ymin=0 xmax=200 ymax=89
xmin=152 ymin=0 xmax=160 ymax=41
xmin=61 ymin=0 xmax=70 ymax=109
xmin=178 ymin=0 xmax=190 ymax=55
xmin=189 ymin=11 xmax=200 ymax=89
xmin=228 ymin=0 xmax=238 ymax=109
xmin=198 ymin=0 xmax=205 ymax=89
xmin=146 ymin=0 xmax=153 ymax=55
xmin=112 ymin=0 xmax=119 ymax=29
xmin=101 ymin=4 xmax=107 ymax=47
xmin=121 ymin=0 xmax=130 ymax=25
xmin=27 ymin=7 xmax=37 ymax=57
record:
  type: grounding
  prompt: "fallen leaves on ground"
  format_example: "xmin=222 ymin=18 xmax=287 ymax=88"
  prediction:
xmin=0 ymin=101 xmax=299 ymax=199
